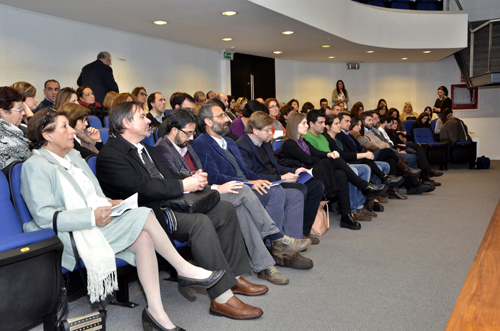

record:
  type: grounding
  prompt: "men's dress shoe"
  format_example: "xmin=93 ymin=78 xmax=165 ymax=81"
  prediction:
xmin=352 ymin=209 xmax=371 ymax=222
xmin=273 ymin=252 xmax=313 ymax=269
xmin=375 ymin=195 xmax=388 ymax=203
xmin=428 ymin=169 xmax=444 ymax=177
xmin=383 ymin=175 xmax=404 ymax=187
xmin=361 ymin=207 xmax=377 ymax=218
xmin=231 ymin=277 xmax=268 ymax=296
xmin=177 ymin=269 xmax=225 ymax=289
xmin=271 ymin=235 xmax=311 ymax=257
xmin=209 ymin=296 xmax=263 ymax=320
xmin=142 ymin=308 xmax=185 ymax=331
xmin=407 ymin=184 xmax=435 ymax=195
xmin=402 ymin=166 xmax=422 ymax=177
xmin=373 ymin=201 xmax=384 ymax=212
xmin=340 ymin=214 xmax=361 ymax=230
xmin=257 ymin=266 xmax=289 ymax=285
xmin=388 ymin=186 xmax=407 ymax=200
xmin=303 ymin=234 xmax=320 ymax=245
xmin=362 ymin=183 xmax=388 ymax=199
xmin=422 ymin=179 xmax=441 ymax=186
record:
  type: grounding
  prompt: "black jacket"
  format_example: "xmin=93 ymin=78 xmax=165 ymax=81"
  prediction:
xmin=77 ymin=60 xmax=119 ymax=104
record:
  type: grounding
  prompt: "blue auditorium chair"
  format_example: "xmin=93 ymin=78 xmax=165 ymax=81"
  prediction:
xmin=367 ymin=1 xmax=386 ymax=7
xmin=104 ymin=116 xmax=110 ymax=127
xmin=273 ymin=138 xmax=284 ymax=151
xmin=0 ymin=170 xmax=63 ymax=331
xmin=417 ymin=2 xmax=437 ymax=10
xmin=87 ymin=115 xmax=102 ymax=128
xmin=392 ymin=2 xmax=411 ymax=9
xmin=98 ymin=127 xmax=109 ymax=144
xmin=413 ymin=128 xmax=447 ymax=170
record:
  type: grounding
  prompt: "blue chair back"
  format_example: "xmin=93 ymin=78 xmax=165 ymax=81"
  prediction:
xmin=403 ymin=120 xmax=415 ymax=133
xmin=87 ymin=115 xmax=102 ymax=128
xmin=392 ymin=2 xmax=410 ymax=8
xmin=104 ymin=116 xmax=110 ymax=127
xmin=273 ymin=139 xmax=284 ymax=151
xmin=0 ymin=171 xmax=23 ymax=239
xmin=417 ymin=2 xmax=437 ymax=10
xmin=431 ymin=119 xmax=437 ymax=132
xmin=164 ymin=109 xmax=172 ymax=117
xmin=9 ymin=162 xmax=33 ymax=226
xmin=367 ymin=1 xmax=386 ymax=7
xmin=86 ymin=155 xmax=97 ymax=176
xmin=413 ymin=128 xmax=435 ymax=144
xmin=142 ymin=133 xmax=155 ymax=146
xmin=98 ymin=128 xmax=109 ymax=144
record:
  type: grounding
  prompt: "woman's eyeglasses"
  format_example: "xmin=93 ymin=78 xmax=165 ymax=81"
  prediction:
xmin=41 ymin=108 xmax=57 ymax=130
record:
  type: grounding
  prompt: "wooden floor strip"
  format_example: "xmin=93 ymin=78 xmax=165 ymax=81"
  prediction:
xmin=445 ymin=200 xmax=500 ymax=330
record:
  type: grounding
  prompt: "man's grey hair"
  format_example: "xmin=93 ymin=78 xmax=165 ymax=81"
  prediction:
xmin=97 ymin=51 xmax=111 ymax=60
xmin=197 ymin=101 xmax=219 ymax=128
xmin=109 ymin=101 xmax=142 ymax=136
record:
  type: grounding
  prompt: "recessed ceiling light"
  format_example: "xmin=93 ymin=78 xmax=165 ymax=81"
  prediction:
xmin=401 ymin=57 xmax=409 ymax=60
xmin=153 ymin=21 xmax=167 ymax=25
xmin=423 ymin=51 xmax=432 ymax=54
xmin=365 ymin=50 xmax=375 ymax=54
xmin=282 ymin=31 xmax=294 ymax=35
xmin=328 ymin=56 xmax=335 ymax=59
xmin=322 ymin=45 xmax=330 ymax=48
xmin=222 ymin=11 xmax=237 ymax=16
xmin=222 ymin=38 xmax=233 ymax=41
xmin=273 ymin=51 xmax=283 ymax=54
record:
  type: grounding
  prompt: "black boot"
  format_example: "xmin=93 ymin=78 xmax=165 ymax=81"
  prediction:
xmin=340 ymin=213 xmax=361 ymax=230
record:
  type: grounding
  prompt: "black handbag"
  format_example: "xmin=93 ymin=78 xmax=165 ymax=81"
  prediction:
xmin=53 ymin=211 xmax=107 ymax=331
xmin=161 ymin=188 xmax=220 ymax=214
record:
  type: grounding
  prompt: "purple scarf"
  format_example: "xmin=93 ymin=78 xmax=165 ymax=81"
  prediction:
xmin=297 ymin=138 xmax=311 ymax=155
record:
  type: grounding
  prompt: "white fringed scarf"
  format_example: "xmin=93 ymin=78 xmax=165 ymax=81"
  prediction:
xmin=45 ymin=150 xmax=118 ymax=303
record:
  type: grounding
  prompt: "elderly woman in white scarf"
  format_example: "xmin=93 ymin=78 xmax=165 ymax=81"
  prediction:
xmin=0 ymin=86 xmax=31 ymax=174
xmin=21 ymin=109 xmax=224 ymax=331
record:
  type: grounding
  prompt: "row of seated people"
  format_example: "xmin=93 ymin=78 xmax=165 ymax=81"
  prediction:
xmin=0 ymin=81 xmax=446 ymax=329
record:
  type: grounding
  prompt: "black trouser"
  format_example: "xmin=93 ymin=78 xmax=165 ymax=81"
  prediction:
xmin=375 ymin=148 xmax=399 ymax=175
xmin=281 ymin=180 xmax=325 ymax=235
xmin=409 ymin=143 xmax=432 ymax=180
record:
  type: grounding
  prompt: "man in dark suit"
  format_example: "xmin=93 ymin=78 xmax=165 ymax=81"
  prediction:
xmin=192 ymin=102 xmax=313 ymax=270
xmin=235 ymin=111 xmax=325 ymax=244
xmin=35 ymin=79 xmax=59 ymax=113
xmin=96 ymin=101 xmax=265 ymax=320
xmin=146 ymin=92 xmax=167 ymax=128
xmin=77 ymin=51 xmax=119 ymax=105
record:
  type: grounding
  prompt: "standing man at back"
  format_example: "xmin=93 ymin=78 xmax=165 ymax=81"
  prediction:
xmin=77 ymin=51 xmax=119 ymax=105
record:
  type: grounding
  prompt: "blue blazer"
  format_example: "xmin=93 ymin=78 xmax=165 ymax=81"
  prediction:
xmin=236 ymin=133 xmax=296 ymax=181
xmin=191 ymin=133 xmax=260 ymax=185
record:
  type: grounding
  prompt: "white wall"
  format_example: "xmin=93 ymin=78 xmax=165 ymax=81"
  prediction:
xmin=275 ymin=56 xmax=500 ymax=159
xmin=451 ymin=0 xmax=500 ymax=22
xmin=0 ymin=5 xmax=229 ymax=103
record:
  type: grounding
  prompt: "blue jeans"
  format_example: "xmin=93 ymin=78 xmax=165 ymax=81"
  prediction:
xmin=398 ymin=153 xmax=417 ymax=168
xmin=349 ymin=164 xmax=370 ymax=212
xmin=373 ymin=161 xmax=390 ymax=184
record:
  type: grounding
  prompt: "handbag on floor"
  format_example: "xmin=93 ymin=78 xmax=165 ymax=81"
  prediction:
xmin=53 ymin=211 xmax=107 ymax=331
xmin=310 ymin=201 xmax=330 ymax=236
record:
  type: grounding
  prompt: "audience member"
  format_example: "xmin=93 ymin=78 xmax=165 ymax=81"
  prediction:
xmin=77 ymin=51 xmax=119 ymax=104
xmin=155 ymin=109 xmax=303 ymax=284
xmin=76 ymin=86 xmax=107 ymax=124
xmin=350 ymin=101 xmax=364 ymax=118
xmin=96 ymin=101 xmax=265 ymax=320
xmin=411 ymin=112 xmax=432 ymax=135
xmin=62 ymin=103 xmax=103 ymax=158
xmin=300 ymin=102 xmax=314 ymax=114
xmin=146 ymin=92 xmax=167 ymax=128
xmin=433 ymin=86 xmax=451 ymax=115
xmin=332 ymin=102 xmax=343 ymax=116
xmin=53 ymin=87 xmax=79 ymax=110
xmin=22 ymin=109 xmax=222 ymax=331
xmin=234 ymin=97 xmax=248 ymax=116
xmin=400 ymin=102 xmax=418 ymax=121
xmin=332 ymin=80 xmax=349 ymax=109
xmin=102 ymin=91 xmax=119 ymax=112
xmin=193 ymin=91 xmax=206 ymax=114
xmin=287 ymin=99 xmax=299 ymax=112
xmin=11 ymin=81 xmax=36 ymax=122
xmin=192 ymin=102 xmax=313 ymax=268
xmin=170 ymin=92 xmax=196 ymax=112
xmin=277 ymin=104 xmax=295 ymax=129
xmin=264 ymin=98 xmax=286 ymax=137
xmin=236 ymin=111 xmax=324 ymax=243
xmin=230 ymin=100 xmax=267 ymax=138
xmin=35 ymin=80 xmax=60 ymax=113
xmin=206 ymin=91 xmax=216 ymax=100
xmin=113 ymin=93 xmax=133 ymax=106
xmin=131 ymin=87 xmax=148 ymax=110
xmin=0 ymin=86 xmax=30 ymax=173
xmin=319 ymin=98 xmax=329 ymax=109
xmin=440 ymin=109 xmax=470 ymax=143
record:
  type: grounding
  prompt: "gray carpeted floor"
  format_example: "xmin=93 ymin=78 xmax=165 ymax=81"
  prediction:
xmin=31 ymin=162 xmax=500 ymax=331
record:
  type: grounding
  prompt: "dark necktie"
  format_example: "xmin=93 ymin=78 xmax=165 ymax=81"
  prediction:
xmin=140 ymin=149 xmax=164 ymax=179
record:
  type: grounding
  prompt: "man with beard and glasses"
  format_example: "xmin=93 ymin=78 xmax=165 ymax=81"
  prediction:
xmin=192 ymin=102 xmax=314 ymax=270
xmin=154 ymin=109 xmax=307 ymax=285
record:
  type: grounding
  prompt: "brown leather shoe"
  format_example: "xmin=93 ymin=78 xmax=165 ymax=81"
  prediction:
xmin=303 ymin=234 xmax=320 ymax=245
xmin=375 ymin=195 xmax=388 ymax=203
xmin=209 ymin=296 xmax=263 ymax=320
xmin=402 ymin=166 xmax=421 ymax=177
xmin=273 ymin=252 xmax=313 ymax=269
xmin=352 ymin=209 xmax=371 ymax=222
xmin=388 ymin=186 xmax=407 ymax=200
xmin=360 ymin=207 xmax=377 ymax=218
xmin=231 ymin=277 xmax=268 ymax=296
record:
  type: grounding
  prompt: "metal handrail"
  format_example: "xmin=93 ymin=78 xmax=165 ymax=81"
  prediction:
xmin=450 ymin=0 xmax=499 ymax=77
